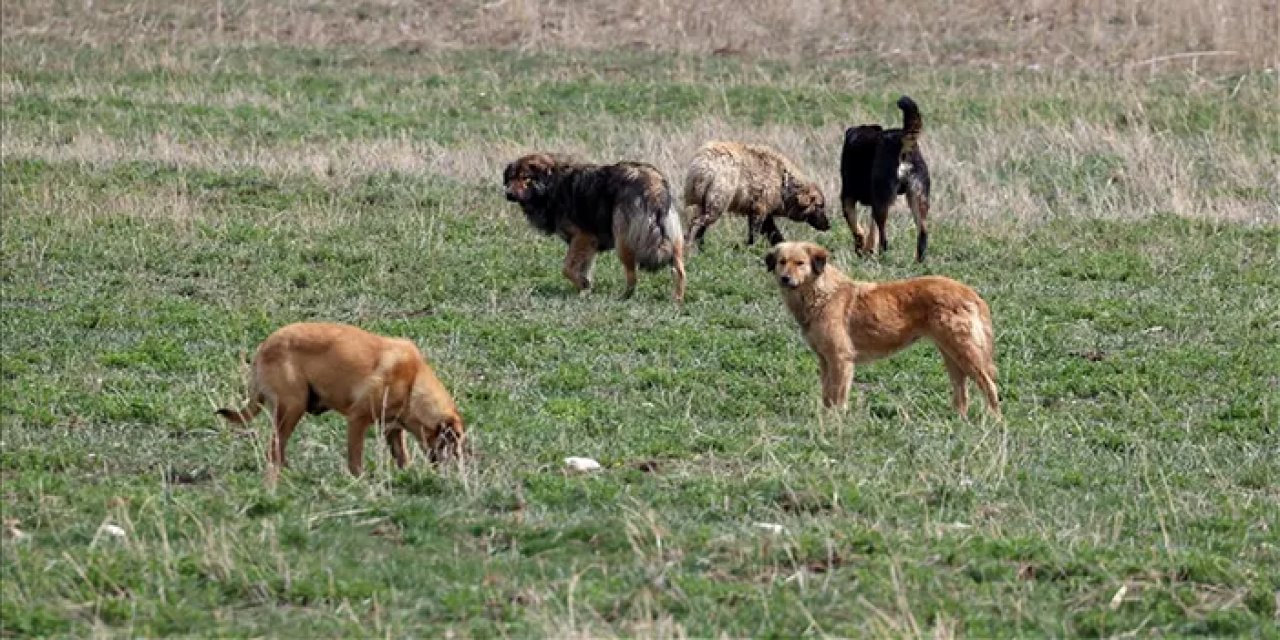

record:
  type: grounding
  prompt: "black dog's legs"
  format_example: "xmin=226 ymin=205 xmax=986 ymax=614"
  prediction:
xmin=843 ymin=197 xmax=867 ymax=255
xmin=746 ymin=214 xmax=761 ymax=246
xmin=871 ymin=205 xmax=890 ymax=255
xmin=907 ymin=188 xmax=930 ymax=262
xmin=760 ymin=216 xmax=786 ymax=245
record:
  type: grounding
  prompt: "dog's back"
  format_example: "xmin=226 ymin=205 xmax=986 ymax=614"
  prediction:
xmin=257 ymin=323 xmax=416 ymax=409
xmin=536 ymin=160 xmax=676 ymax=251
xmin=839 ymin=125 xmax=884 ymax=205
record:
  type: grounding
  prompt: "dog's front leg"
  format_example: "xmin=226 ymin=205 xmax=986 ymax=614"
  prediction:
xmin=816 ymin=351 xmax=835 ymax=407
xmin=562 ymin=233 xmax=598 ymax=293
xmin=345 ymin=414 xmax=374 ymax=476
xmin=745 ymin=213 xmax=762 ymax=246
xmin=824 ymin=348 xmax=855 ymax=410
xmin=761 ymin=216 xmax=786 ymax=246
xmin=385 ymin=427 xmax=409 ymax=468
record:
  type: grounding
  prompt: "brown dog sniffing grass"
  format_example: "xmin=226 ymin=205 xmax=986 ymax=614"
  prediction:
xmin=217 ymin=322 xmax=466 ymax=476
xmin=684 ymin=141 xmax=830 ymax=250
xmin=765 ymin=242 xmax=1001 ymax=418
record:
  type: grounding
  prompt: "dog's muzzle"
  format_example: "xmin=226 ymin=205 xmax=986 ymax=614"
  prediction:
xmin=430 ymin=428 xmax=464 ymax=462
xmin=779 ymin=275 xmax=798 ymax=289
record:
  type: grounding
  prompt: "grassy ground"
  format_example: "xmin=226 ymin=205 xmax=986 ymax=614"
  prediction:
xmin=3 ymin=34 xmax=1279 ymax=639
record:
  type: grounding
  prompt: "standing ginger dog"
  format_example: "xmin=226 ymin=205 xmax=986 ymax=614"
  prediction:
xmin=683 ymin=141 xmax=830 ymax=250
xmin=765 ymin=242 xmax=1000 ymax=417
xmin=217 ymin=322 xmax=465 ymax=476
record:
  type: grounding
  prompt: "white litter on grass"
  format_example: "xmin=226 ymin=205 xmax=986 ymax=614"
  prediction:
xmin=94 ymin=523 xmax=127 ymax=544
xmin=3 ymin=519 xmax=28 ymax=542
xmin=753 ymin=522 xmax=785 ymax=534
xmin=564 ymin=457 xmax=602 ymax=472
xmin=1109 ymin=584 xmax=1128 ymax=610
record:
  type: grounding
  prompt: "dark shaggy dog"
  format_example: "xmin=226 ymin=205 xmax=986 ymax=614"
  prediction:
xmin=503 ymin=153 xmax=686 ymax=302
xmin=840 ymin=96 xmax=932 ymax=262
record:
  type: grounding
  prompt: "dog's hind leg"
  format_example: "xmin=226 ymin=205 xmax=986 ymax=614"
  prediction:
xmin=268 ymin=400 xmax=305 ymax=470
xmin=686 ymin=194 xmax=728 ymax=251
xmin=870 ymin=204 xmax=890 ymax=255
xmin=942 ymin=341 xmax=1001 ymax=421
xmin=973 ymin=369 xmax=1001 ymax=420
xmin=842 ymin=197 xmax=869 ymax=256
xmin=618 ymin=240 xmax=639 ymax=299
xmin=906 ymin=185 xmax=930 ymax=262
xmin=670 ymin=241 xmax=686 ymax=303
xmin=941 ymin=353 xmax=970 ymax=417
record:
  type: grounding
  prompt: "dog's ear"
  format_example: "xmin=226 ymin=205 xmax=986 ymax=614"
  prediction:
xmin=807 ymin=244 xmax=829 ymax=275
xmin=764 ymin=248 xmax=778 ymax=273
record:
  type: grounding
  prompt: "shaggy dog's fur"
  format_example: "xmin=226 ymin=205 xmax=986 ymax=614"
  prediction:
xmin=840 ymin=96 xmax=932 ymax=262
xmin=503 ymin=153 xmax=686 ymax=301
xmin=766 ymin=242 xmax=1000 ymax=417
xmin=217 ymin=322 xmax=465 ymax=476
xmin=683 ymin=141 xmax=830 ymax=250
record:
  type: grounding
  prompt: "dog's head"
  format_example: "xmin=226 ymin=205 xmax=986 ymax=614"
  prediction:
xmin=402 ymin=368 xmax=468 ymax=463
xmin=403 ymin=411 xmax=466 ymax=463
xmin=428 ymin=415 xmax=466 ymax=463
xmin=782 ymin=175 xmax=830 ymax=231
xmin=765 ymin=241 xmax=829 ymax=290
xmin=503 ymin=153 xmax=559 ymax=204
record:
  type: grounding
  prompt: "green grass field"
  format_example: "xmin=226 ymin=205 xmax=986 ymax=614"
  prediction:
xmin=3 ymin=19 xmax=1279 ymax=638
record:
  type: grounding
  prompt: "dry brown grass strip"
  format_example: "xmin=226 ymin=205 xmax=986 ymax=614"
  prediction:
xmin=3 ymin=0 xmax=1276 ymax=72
xmin=5 ymin=118 xmax=1275 ymax=226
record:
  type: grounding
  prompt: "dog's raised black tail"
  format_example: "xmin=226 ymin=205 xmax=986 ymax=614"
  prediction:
xmin=897 ymin=96 xmax=923 ymax=153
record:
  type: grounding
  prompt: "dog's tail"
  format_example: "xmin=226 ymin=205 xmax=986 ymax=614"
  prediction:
xmin=217 ymin=373 xmax=265 ymax=425
xmin=971 ymin=299 xmax=997 ymax=371
xmin=897 ymin=95 xmax=924 ymax=154
xmin=619 ymin=169 xmax=685 ymax=271
xmin=216 ymin=397 xmax=262 ymax=424
xmin=625 ymin=203 xmax=685 ymax=271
